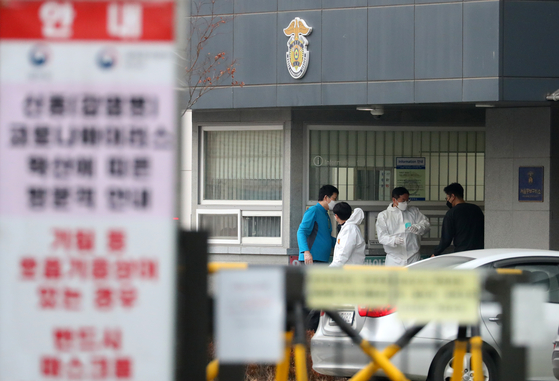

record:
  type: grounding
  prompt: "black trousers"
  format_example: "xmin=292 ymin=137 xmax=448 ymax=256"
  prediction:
xmin=303 ymin=260 xmax=327 ymax=332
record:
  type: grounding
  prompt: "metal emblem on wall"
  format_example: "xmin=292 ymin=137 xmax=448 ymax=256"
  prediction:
xmin=283 ymin=17 xmax=312 ymax=79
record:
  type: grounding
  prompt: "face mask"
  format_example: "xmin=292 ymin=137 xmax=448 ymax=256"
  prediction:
xmin=397 ymin=201 xmax=408 ymax=211
xmin=328 ymin=200 xmax=337 ymax=210
xmin=446 ymin=201 xmax=453 ymax=209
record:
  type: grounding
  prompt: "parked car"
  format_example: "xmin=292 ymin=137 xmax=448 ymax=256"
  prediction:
xmin=311 ymin=249 xmax=559 ymax=381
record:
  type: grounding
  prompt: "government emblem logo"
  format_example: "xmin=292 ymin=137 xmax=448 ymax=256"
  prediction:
xmin=283 ymin=18 xmax=312 ymax=79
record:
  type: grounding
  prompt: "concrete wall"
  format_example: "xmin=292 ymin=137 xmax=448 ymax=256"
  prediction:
xmin=502 ymin=1 xmax=559 ymax=101
xmin=191 ymin=0 xmax=502 ymax=109
xmin=485 ymin=107 xmax=552 ymax=249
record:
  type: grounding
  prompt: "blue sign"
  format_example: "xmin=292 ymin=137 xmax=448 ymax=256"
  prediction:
xmin=395 ymin=157 xmax=425 ymax=170
xmin=518 ymin=167 xmax=544 ymax=202
xmin=395 ymin=157 xmax=426 ymax=201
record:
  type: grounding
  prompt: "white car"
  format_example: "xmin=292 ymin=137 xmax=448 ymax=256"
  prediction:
xmin=311 ymin=249 xmax=559 ymax=381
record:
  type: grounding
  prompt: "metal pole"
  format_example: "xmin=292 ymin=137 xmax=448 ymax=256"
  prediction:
xmin=176 ymin=231 xmax=209 ymax=381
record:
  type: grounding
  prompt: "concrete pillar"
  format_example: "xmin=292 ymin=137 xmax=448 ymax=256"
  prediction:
xmin=287 ymin=122 xmax=305 ymax=250
xmin=485 ymin=107 xmax=554 ymax=249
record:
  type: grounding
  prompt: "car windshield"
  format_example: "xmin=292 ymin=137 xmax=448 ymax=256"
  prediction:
xmin=407 ymin=256 xmax=474 ymax=269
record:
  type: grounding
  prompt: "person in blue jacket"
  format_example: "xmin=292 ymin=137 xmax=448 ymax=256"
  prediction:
xmin=298 ymin=184 xmax=338 ymax=264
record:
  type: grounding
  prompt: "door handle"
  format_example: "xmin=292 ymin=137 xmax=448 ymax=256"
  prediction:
xmin=488 ymin=314 xmax=502 ymax=323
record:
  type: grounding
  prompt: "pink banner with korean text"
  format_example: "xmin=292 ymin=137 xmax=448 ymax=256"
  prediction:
xmin=0 ymin=2 xmax=177 ymax=381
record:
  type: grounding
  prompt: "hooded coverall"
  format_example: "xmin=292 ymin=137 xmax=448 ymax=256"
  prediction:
xmin=329 ymin=208 xmax=366 ymax=267
xmin=376 ymin=203 xmax=430 ymax=266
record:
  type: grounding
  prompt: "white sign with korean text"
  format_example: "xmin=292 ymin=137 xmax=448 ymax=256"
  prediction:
xmin=216 ymin=268 xmax=285 ymax=363
xmin=0 ymin=2 xmax=176 ymax=381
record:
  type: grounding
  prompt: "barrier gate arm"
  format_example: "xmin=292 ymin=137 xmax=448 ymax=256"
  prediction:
xmin=350 ymin=324 xmax=425 ymax=381
xmin=325 ymin=310 xmax=411 ymax=381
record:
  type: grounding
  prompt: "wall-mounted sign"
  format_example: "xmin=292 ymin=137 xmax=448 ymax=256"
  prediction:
xmin=518 ymin=166 xmax=544 ymax=202
xmin=283 ymin=17 xmax=312 ymax=79
xmin=395 ymin=157 xmax=426 ymax=201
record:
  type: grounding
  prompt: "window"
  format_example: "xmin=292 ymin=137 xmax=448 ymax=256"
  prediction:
xmin=196 ymin=210 xmax=282 ymax=245
xmin=241 ymin=211 xmax=282 ymax=245
xmin=197 ymin=209 xmax=240 ymax=244
xmin=198 ymin=126 xmax=284 ymax=245
xmin=308 ymin=128 xmax=485 ymax=202
xmin=495 ymin=261 xmax=559 ymax=303
xmin=202 ymin=127 xmax=283 ymax=202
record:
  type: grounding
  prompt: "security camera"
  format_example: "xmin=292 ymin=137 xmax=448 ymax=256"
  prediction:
xmin=369 ymin=106 xmax=384 ymax=117
xmin=356 ymin=105 xmax=384 ymax=118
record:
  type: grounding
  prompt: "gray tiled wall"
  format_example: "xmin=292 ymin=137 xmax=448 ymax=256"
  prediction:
xmin=321 ymin=9 xmax=368 ymax=82
xmin=189 ymin=0 xmax=558 ymax=109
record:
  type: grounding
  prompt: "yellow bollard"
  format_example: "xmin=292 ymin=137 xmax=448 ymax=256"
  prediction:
xmin=206 ymin=359 xmax=219 ymax=381
xmin=275 ymin=331 xmax=294 ymax=381
xmin=294 ymin=343 xmax=309 ymax=381
xmin=450 ymin=340 xmax=468 ymax=381
xmin=470 ymin=336 xmax=484 ymax=381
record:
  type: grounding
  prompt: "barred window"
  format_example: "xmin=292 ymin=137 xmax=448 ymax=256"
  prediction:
xmin=309 ymin=128 xmax=485 ymax=202
xmin=203 ymin=128 xmax=283 ymax=201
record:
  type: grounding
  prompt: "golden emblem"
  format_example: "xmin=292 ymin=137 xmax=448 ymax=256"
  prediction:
xmin=528 ymin=171 xmax=534 ymax=184
xmin=283 ymin=17 xmax=312 ymax=79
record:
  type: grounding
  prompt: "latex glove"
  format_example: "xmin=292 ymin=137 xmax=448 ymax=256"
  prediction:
xmin=395 ymin=237 xmax=405 ymax=245
xmin=407 ymin=224 xmax=420 ymax=234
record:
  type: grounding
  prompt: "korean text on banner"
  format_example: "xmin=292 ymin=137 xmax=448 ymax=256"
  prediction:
xmin=306 ymin=268 xmax=480 ymax=324
xmin=0 ymin=2 xmax=176 ymax=381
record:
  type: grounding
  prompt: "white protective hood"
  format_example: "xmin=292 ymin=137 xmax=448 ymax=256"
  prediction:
xmin=329 ymin=208 xmax=366 ymax=267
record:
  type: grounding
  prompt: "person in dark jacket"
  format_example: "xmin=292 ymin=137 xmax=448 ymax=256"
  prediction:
xmin=433 ymin=183 xmax=484 ymax=256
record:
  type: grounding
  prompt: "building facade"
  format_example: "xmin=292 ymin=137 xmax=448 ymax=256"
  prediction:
xmin=183 ymin=0 xmax=559 ymax=264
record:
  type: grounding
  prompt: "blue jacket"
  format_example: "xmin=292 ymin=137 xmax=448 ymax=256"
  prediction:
xmin=297 ymin=203 xmax=336 ymax=262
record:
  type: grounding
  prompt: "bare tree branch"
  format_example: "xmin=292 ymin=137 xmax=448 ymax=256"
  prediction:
xmin=182 ymin=0 xmax=243 ymax=112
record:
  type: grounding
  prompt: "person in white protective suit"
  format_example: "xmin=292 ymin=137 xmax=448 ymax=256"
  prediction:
xmin=330 ymin=202 xmax=366 ymax=267
xmin=376 ymin=187 xmax=430 ymax=266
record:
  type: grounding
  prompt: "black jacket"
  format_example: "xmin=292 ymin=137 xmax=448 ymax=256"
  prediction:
xmin=433 ymin=203 xmax=484 ymax=255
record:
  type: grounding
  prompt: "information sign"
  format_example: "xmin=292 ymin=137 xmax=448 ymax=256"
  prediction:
xmin=395 ymin=157 xmax=426 ymax=201
xmin=216 ymin=268 xmax=285 ymax=363
xmin=306 ymin=268 xmax=480 ymax=323
xmin=0 ymin=2 xmax=176 ymax=380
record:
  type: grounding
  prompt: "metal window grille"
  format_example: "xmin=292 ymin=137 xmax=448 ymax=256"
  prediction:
xmin=204 ymin=129 xmax=283 ymax=200
xmin=309 ymin=130 xmax=485 ymax=202
xmin=199 ymin=214 xmax=238 ymax=240
xmin=242 ymin=216 xmax=281 ymax=238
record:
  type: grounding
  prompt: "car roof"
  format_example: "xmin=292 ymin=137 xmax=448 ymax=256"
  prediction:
xmin=431 ymin=248 xmax=559 ymax=269
xmin=446 ymin=248 xmax=559 ymax=259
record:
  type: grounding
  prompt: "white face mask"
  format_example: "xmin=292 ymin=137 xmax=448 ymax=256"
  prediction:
xmin=397 ymin=201 xmax=408 ymax=211
xmin=328 ymin=200 xmax=337 ymax=211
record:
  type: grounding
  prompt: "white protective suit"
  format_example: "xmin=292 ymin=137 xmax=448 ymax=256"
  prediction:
xmin=376 ymin=203 xmax=430 ymax=266
xmin=329 ymin=208 xmax=366 ymax=267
